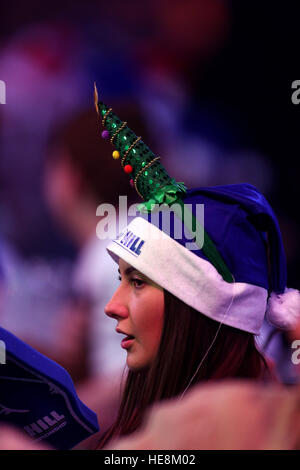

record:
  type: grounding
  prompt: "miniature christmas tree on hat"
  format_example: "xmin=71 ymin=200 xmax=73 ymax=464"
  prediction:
xmin=94 ymin=84 xmax=233 ymax=282
xmin=94 ymin=83 xmax=187 ymax=211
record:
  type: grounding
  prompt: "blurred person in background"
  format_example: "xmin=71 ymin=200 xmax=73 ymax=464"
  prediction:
xmin=122 ymin=0 xmax=274 ymax=194
xmin=0 ymin=21 xmax=92 ymax=372
xmin=0 ymin=21 xmax=91 ymax=254
xmin=109 ymin=378 xmax=300 ymax=450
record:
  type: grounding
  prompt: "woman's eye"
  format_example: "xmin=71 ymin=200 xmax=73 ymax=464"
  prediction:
xmin=131 ymin=278 xmax=145 ymax=289
xmin=118 ymin=276 xmax=144 ymax=288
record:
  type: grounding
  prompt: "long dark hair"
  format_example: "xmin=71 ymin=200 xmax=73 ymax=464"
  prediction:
xmin=98 ymin=288 xmax=269 ymax=448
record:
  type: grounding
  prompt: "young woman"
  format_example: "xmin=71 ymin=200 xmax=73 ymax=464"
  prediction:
xmin=95 ymin=181 xmax=300 ymax=449
xmin=94 ymin=91 xmax=300 ymax=448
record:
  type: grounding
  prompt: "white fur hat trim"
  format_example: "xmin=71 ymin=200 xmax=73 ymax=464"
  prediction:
xmin=266 ymin=288 xmax=300 ymax=330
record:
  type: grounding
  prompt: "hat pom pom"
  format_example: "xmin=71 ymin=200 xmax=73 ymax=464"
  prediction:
xmin=266 ymin=287 xmax=300 ymax=330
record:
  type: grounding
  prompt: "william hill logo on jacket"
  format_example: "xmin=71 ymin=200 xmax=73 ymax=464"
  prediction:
xmin=23 ymin=410 xmax=66 ymax=440
xmin=115 ymin=230 xmax=145 ymax=257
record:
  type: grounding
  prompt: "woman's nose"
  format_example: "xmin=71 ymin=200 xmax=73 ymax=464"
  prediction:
xmin=104 ymin=287 xmax=129 ymax=320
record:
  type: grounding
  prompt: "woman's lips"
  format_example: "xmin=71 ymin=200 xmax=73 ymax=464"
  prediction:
xmin=121 ymin=335 xmax=134 ymax=349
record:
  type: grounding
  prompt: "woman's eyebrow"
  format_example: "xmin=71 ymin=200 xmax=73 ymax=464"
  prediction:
xmin=118 ymin=266 xmax=140 ymax=277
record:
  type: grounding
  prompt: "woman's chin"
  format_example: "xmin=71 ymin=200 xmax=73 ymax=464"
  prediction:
xmin=127 ymin=359 xmax=142 ymax=372
xmin=126 ymin=355 xmax=149 ymax=372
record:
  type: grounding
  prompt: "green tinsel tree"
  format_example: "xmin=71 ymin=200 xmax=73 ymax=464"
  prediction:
xmin=94 ymin=83 xmax=186 ymax=211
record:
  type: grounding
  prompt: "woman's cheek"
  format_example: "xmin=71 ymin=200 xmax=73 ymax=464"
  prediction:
xmin=145 ymin=299 xmax=164 ymax=348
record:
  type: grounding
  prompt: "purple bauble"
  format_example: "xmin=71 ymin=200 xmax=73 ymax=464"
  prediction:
xmin=101 ymin=130 xmax=109 ymax=140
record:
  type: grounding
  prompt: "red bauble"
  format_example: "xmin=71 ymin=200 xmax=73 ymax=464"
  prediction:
xmin=124 ymin=165 xmax=133 ymax=174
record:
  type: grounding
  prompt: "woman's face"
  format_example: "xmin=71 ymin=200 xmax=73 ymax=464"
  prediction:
xmin=105 ymin=259 xmax=164 ymax=371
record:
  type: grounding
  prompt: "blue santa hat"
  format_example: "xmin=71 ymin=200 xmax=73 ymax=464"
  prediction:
xmin=107 ymin=183 xmax=300 ymax=335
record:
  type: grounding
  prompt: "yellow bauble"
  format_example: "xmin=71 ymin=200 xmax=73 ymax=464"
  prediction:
xmin=112 ymin=150 xmax=120 ymax=160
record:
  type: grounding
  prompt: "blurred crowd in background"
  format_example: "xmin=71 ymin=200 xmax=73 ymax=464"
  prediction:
xmin=0 ymin=0 xmax=299 ymax=439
